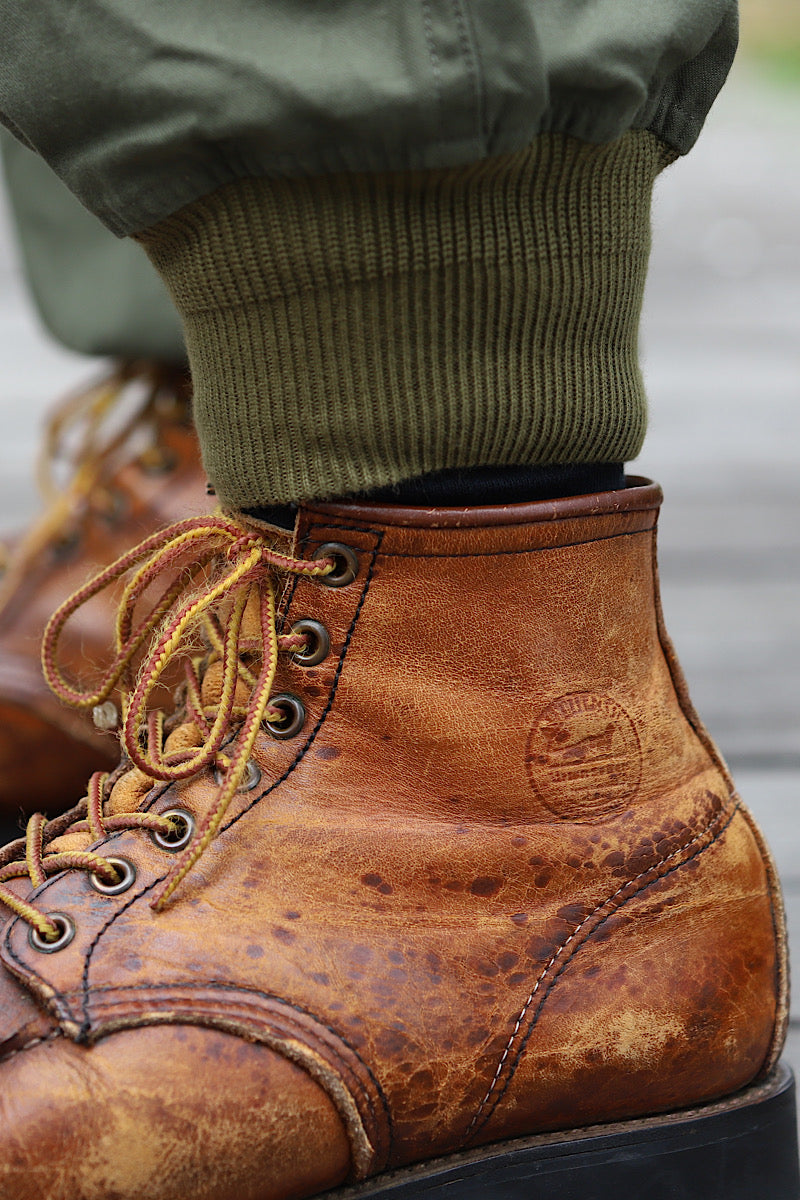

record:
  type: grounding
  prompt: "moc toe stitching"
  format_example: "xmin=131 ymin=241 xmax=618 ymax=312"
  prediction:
xmin=0 ymin=1027 xmax=62 ymax=1067
xmin=0 ymin=1025 xmax=356 ymax=1199
xmin=0 ymin=803 xmax=395 ymax=1174
xmin=64 ymin=979 xmax=394 ymax=1174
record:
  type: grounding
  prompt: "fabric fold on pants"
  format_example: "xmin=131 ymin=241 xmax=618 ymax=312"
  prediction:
xmin=0 ymin=0 xmax=736 ymax=235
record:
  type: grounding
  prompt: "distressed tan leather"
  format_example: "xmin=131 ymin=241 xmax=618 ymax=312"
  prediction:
xmin=0 ymin=480 xmax=787 ymax=1198
xmin=0 ymin=364 xmax=205 ymax=815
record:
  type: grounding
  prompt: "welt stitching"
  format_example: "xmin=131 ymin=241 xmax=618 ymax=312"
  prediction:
xmin=466 ymin=795 xmax=738 ymax=1141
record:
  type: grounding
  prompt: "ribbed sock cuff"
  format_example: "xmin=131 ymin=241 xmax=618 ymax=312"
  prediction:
xmin=139 ymin=131 xmax=674 ymax=508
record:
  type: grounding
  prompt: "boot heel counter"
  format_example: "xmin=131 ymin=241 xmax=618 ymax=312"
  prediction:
xmin=476 ymin=801 xmax=785 ymax=1145
xmin=737 ymin=797 xmax=790 ymax=1075
xmin=650 ymin=534 xmax=789 ymax=1075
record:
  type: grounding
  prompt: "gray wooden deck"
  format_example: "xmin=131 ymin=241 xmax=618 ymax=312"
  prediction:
xmin=0 ymin=63 xmax=798 ymax=1098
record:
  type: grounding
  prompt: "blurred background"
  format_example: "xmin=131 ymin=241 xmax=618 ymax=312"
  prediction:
xmin=635 ymin=0 xmax=800 ymax=1007
xmin=0 ymin=0 xmax=797 ymax=1026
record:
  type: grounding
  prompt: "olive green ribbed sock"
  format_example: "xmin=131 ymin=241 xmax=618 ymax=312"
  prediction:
xmin=139 ymin=130 xmax=674 ymax=509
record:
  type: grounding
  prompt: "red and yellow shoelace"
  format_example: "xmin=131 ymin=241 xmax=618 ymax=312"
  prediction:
xmin=0 ymin=514 xmax=332 ymax=938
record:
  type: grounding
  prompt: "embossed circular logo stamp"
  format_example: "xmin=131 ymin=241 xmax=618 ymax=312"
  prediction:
xmin=525 ymin=693 xmax=642 ymax=821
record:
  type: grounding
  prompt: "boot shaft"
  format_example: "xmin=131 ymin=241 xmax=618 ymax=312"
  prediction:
xmin=277 ymin=479 xmax=720 ymax=828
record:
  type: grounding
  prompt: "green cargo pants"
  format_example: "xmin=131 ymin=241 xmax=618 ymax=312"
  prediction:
xmin=0 ymin=2 xmax=737 ymax=237
xmin=1 ymin=132 xmax=183 ymax=360
xmin=0 ymin=2 xmax=739 ymax=506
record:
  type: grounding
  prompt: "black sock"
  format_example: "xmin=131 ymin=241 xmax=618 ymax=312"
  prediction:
xmin=248 ymin=462 xmax=626 ymax=529
xmin=360 ymin=462 xmax=625 ymax=506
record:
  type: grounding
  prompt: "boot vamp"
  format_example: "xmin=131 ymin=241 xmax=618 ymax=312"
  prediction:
xmin=0 ymin=756 xmax=772 ymax=1170
xmin=0 ymin=820 xmax=353 ymax=1200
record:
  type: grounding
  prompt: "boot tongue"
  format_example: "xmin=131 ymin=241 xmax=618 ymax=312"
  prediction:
xmin=42 ymin=521 xmax=286 ymax=859
xmin=47 ymin=766 xmax=158 ymax=855
xmin=51 ymin=582 xmax=267 ymax=857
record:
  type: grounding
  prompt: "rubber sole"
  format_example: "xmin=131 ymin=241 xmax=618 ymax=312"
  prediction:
xmin=334 ymin=1063 xmax=800 ymax=1200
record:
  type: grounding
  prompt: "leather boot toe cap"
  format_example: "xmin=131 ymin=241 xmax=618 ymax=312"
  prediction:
xmin=0 ymin=1023 xmax=352 ymax=1200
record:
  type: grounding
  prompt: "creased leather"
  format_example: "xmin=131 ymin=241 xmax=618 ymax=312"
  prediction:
xmin=0 ymin=480 xmax=786 ymax=1198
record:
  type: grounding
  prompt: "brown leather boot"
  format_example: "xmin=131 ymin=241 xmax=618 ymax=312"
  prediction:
xmin=0 ymin=361 xmax=205 ymax=819
xmin=0 ymin=480 xmax=796 ymax=1200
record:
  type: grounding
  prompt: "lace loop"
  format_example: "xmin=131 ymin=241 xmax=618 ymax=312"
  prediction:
xmin=0 ymin=515 xmax=336 ymax=936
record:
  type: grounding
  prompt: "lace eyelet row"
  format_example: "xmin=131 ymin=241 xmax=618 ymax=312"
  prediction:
xmin=24 ymin=540 xmax=360 ymax=946
xmin=27 ymin=807 xmax=198 ymax=953
xmin=276 ymin=543 xmax=358 ymax=736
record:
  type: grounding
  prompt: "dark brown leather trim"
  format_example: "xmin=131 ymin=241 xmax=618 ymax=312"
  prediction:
xmin=303 ymin=478 xmax=662 ymax=530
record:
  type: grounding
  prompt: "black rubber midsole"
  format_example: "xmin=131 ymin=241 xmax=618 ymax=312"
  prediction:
xmin=333 ymin=1063 xmax=800 ymax=1200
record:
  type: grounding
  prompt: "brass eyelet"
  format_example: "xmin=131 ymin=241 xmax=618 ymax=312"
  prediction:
xmin=28 ymin=913 xmax=76 ymax=954
xmin=212 ymin=759 xmax=262 ymax=792
xmin=290 ymin=619 xmax=330 ymax=667
xmin=266 ymin=694 xmax=306 ymax=739
xmin=151 ymin=808 xmax=196 ymax=853
xmin=89 ymin=856 xmax=137 ymax=896
xmin=313 ymin=543 xmax=359 ymax=588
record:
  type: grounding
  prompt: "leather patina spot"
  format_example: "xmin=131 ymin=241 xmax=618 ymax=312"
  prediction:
xmin=525 ymin=693 xmax=642 ymax=821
